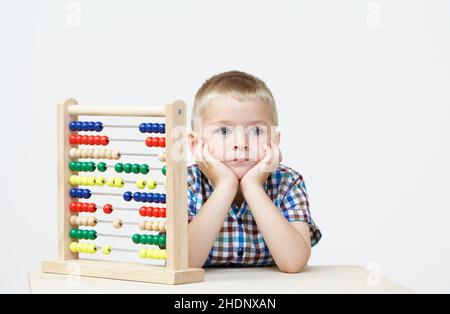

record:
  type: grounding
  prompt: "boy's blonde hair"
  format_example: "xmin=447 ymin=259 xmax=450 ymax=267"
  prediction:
xmin=192 ymin=70 xmax=278 ymax=129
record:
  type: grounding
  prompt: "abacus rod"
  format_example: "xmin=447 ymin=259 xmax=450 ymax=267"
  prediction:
xmin=96 ymin=219 xmax=138 ymax=225
xmin=96 ymin=233 xmax=131 ymax=239
xmin=102 ymin=124 xmax=139 ymax=128
xmin=93 ymin=192 xmax=123 ymax=197
xmin=123 ymin=180 xmax=165 ymax=185
xmin=94 ymin=246 xmax=140 ymax=253
xmin=109 ymin=138 xmax=145 ymax=143
xmin=67 ymin=105 xmax=166 ymax=117
xmin=120 ymin=152 xmax=160 ymax=157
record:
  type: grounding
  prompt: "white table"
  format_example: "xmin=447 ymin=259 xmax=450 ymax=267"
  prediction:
xmin=28 ymin=265 xmax=413 ymax=294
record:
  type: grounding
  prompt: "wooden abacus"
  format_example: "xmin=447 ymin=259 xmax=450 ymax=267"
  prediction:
xmin=42 ymin=99 xmax=204 ymax=284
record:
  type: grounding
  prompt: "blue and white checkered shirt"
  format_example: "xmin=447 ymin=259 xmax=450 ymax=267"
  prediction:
xmin=187 ymin=163 xmax=322 ymax=267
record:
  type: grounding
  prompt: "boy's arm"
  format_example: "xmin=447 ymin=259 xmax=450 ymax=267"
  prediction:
xmin=188 ymin=183 xmax=237 ymax=268
xmin=240 ymin=141 xmax=311 ymax=273
xmin=241 ymin=183 xmax=311 ymax=273
xmin=188 ymin=139 xmax=239 ymax=268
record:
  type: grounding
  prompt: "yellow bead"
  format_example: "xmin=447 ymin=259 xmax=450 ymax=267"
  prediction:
xmin=95 ymin=176 xmax=105 ymax=186
xmin=147 ymin=179 xmax=157 ymax=190
xmin=81 ymin=176 xmax=90 ymax=186
xmin=87 ymin=244 xmax=97 ymax=254
xmin=69 ymin=242 xmax=79 ymax=253
xmin=101 ymin=245 xmax=111 ymax=255
xmin=160 ymin=250 xmax=167 ymax=260
xmin=146 ymin=249 xmax=154 ymax=259
xmin=136 ymin=179 xmax=146 ymax=189
xmin=139 ymin=249 xmax=147 ymax=259
xmin=87 ymin=176 xmax=96 ymax=186
xmin=106 ymin=178 xmax=115 ymax=187
xmin=114 ymin=177 xmax=124 ymax=188
xmin=69 ymin=175 xmax=78 ymax=186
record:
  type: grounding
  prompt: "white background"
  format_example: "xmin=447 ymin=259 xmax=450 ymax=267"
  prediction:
xmin=0 ymin=0 xmax=449 ymax=293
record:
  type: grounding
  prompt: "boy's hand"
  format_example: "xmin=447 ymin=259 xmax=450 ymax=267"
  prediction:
xmin=240 ymin=140 xmax=282 ymax=188
xmin=194 ymin=139 xmax=239 ymax=190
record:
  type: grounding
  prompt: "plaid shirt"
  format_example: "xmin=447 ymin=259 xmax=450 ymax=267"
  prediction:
xmin=187 ymin=163 xmax=322 ymax=267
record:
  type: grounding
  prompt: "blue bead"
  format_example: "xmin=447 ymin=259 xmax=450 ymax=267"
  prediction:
xmin=69 ymin=188 xmax=77 ymax=198
xmin=82 ymin=189 xmax=91 ymax=199
xmin=155 ymin=193 xmax=161 ymax=203
xmin=158 ymin=123 xmax=165 ymax=134
xmin=94 ymin=122 xmax=103 ymax=132
xmin=123 ymin=191 xmax=132 ymax=201
xmin=69 ymin=121 xmax=77 ymax=131
xmin=81 ymin=122 xmax=89 ymax=131
xmin=159 ymin=194 xmax=166 ymax=204
xmin=144 ymin=123 xmax=152 ymax=133
xmin=142 ymin=193 xmax=150 ymax=202
xmin=75 ymin=121 xmax=83 ymax=131
xmin=139 ymin=123 xmax=147 ymax=133
xmin=75 ymin=189 xmax=83 ymax=198
xmin=133 ymin=192 xmax=141 ymax=202
xmin=88 ymin=122 xmax=96 ymax=131
xmin=152 ymin=123 xmax=159 ymax=133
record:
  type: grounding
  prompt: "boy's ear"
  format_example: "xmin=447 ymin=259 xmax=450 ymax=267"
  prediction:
xmin=187 ymin=130 xmax=197 ymax=155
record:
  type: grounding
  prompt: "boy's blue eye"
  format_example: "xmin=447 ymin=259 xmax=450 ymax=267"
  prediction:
xmin=249 ymin=127 xmax=263 ymax=136
xmin=218 ymin=127 xmax=231 ymax=136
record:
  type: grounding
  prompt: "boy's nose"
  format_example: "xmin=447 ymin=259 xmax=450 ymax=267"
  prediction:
xmin=233 ymin=144 xmax=249 ymax=151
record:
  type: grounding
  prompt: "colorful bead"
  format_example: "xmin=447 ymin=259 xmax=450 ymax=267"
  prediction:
xmin=158 ymin=153 xmax=166 ymax=162
xmin=138 ymin=249 xmax=147 ymax=259
xmin=147 ymin=179 xmax=157 ymax=189
xmin=69 ymin=242 xmax=79 ymax=253
xmin=158 ymin=137 xmax=165 ymax=147
xmin=69 ymin=215 xmax=78 ymax=226
xmin=159 ymin=207 xmax=166 ymax=218
xmin=111 ymin=150 xmax=120 ymax=159
xmin=87 ymin=216 xmax=97 ymax=227
xmin=140 ymin=234 xmax=148 ymax=245
xmin=112 ymin=218 xmax=123 ymax=229
xmin=114 ymin=177 xmax=124 ymax=188
xmin=94 ymin=122 xmax=103 ymax=132
xmin=145 ymin=207 xmax=153 ymax=217
xmin=123 ymin=191 xmax=132 ymax=201
xmin=97 ymin=162 xmax=107 ymax=172
xmin=106 ymin=178 xmax=115 ymax=187
xmin=103 ymin=204 xmax=113 ymax=214
xmin=139 ymin=206 xmax=147 ymax=217
xmin=69 ymin=175 xmax=78 ymax=185
xmin=140 ymin=164 xmax=149 ymax=175
xmin=132 ymin=234 xmax=141 ymax=244
xmin=136 ymin=179 xmax=146 ymax=189
xmin=95 ymin=176 xmax=105 ymax=186
xmin=114 ymin=163 xmax=124 ymax=173
xmin=162 ymin=165 xmax=166 ymax=176
xmin=123 ymin=163 xmax=132 ymax=174
xmin=131 ymin=164 xmax=140 ymax=174
xmin=101 ymin=245 xmax=111 ymax=255
xmin=138 ymin=221 xmax=146 ymax=230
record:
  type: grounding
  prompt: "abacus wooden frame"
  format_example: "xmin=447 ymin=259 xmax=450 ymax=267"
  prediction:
xmin=41 ymin=99 xmax=204 ymax=285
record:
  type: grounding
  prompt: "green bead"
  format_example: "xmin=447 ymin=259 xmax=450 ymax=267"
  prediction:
xmin=69 ymin=162 xmax=77 ymax=171
xmin=147 ymin=234 xmax=155 ymax=245
xmin=97 ymin=162 xmax=107 ymax=172
xmin=115 ymin=163 xmax=124 ymax=173
xmin=81 ymin=229 xmax=90 ymax=240
xmin=81 ymin=162 xmax=88 ymax=172
xmin=132 ymin=234 xmax=141 ymax=244
xmin=131 ymin=163 xmax=140 ymax=174
xmin=76 ymin=229 xmax=83 ymax=239
xmin=140 ymin=164 xmax=149 ymax=175
xmin=123 ymin=163 xmax=132 ymax=174
xmin=70 ymin=229 xmax=78 ymax=239
xmin=74 ymin=162 xmax=80 ymax=171
xmin=140 ymin=234 xmax=148 ymax=245
xmin=88 ymin=162 xmax=96 ymax=172
xmin=89 ymin=230 xmax=97 ymax=240
xmin=158 ymin=236 xmax=166 ymax=249
xmin=162 ymin=165 xmax=166 ymax=176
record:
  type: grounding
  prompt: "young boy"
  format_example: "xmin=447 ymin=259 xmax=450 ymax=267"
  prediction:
xmin=187 ymin=70 xmax=321 ymax=273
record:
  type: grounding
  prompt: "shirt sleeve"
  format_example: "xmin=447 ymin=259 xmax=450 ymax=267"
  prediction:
xmin=186 ymin=165 xmax=201 ymax=223
xmin=279 ymin=175 xmax=322 ymax=247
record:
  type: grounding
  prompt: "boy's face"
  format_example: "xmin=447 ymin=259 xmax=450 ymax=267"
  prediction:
xmin=189 ymin=96 xmax=280 ymax=180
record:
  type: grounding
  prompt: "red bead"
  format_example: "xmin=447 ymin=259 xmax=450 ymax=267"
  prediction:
xmin=94 ymin=136 xmax=101 ymax=145
xmin=70 ymin=202 xmax=77 ymax=212
xmin=151 ymin=137 xmax=159 ymax=147
xmin=153 ymin=207 xmax=160 ymax=218
xmin=159 ymin=207 xmax=166 ymax=218
xmin=69 ymin=135 xmax=77 ymax=145
xmin=158 ymin=137 xmax=165 ymax=148
xmin=82 ymin=203 xmax=89 ymax=212
xmin=88 ymin=203 xmax=97 ymax=213
xmin=145 ymin=137 xmax=153 ymax=147
xmin=103 ymin=204 xmax=113 ymax=214
xmin=145 ymin=206 xmax=153 ymax=217
xmin=76 ymin=202 xmax=83 ymax=212
xmin=139 ymin=206 xmax=147 ymax=217
xmin=76 ymin=135 xmax=83 ymax=144
xmin=81 ymin=135 xmax=89 ymax=145
xmin=100 ymin=136 xmax=109 ymax=146
xmin=88 ymin=136 xmax=96 ymax=145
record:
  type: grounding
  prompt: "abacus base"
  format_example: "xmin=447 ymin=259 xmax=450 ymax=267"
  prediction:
xmin=42 ymin=259 xmax=204 ymax=285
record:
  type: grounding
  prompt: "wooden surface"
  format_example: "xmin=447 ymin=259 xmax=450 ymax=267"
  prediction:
xmin=29 ymin=265 xmax=413 ymax=294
